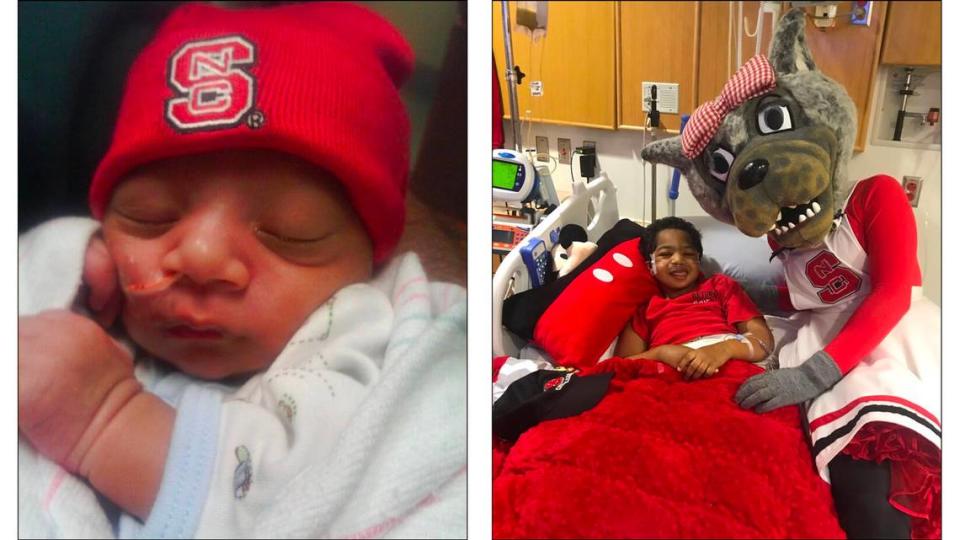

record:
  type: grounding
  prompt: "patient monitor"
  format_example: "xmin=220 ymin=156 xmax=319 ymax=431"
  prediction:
xmin=493 ymin=149 xmax=537 ymax=203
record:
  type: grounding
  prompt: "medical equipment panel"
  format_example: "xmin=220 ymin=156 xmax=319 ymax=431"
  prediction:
xmin=492 ymin=149 xmax=536 ymax=202
xmin=519 ymin=237 xmax=550 ymax=289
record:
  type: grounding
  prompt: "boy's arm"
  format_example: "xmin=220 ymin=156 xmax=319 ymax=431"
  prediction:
xmin=615 ymin=323 xmax=691 ymax=368
xmin=613 ymin=322 xmax=647 ymax=358
xmin=734 ymin=316 xmax=774 ymax=362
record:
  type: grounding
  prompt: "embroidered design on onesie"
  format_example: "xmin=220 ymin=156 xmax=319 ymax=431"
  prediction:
xmin=286 ymin=298 xmax=335 ymax=347
xmin=320 ymin=297 xmax=334 ymax=340
xmin=234 ymin=446 xmax=253 ymax=499
xmin=278 ymin=393 xmax=298 ymax=421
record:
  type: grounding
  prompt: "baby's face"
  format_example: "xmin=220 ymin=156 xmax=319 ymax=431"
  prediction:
xmin=650 ymin=228 xmax=701 ymax=296
xmin=101 ymin=150 xmax=373 ymax=379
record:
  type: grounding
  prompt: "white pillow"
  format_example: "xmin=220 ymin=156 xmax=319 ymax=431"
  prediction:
xmin=681 ymin=215 xmax=787 ymax=315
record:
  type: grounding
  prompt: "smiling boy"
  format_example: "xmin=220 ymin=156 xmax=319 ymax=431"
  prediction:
xmin=614 ymin=217 xmax=774 ymax=379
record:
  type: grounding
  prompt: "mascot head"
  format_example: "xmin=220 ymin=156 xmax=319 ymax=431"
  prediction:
xmin=640 ymin=8 xmax=857 ymax=249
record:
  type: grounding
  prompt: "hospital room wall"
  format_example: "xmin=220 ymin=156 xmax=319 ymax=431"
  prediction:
xmin=846 ymin=70 xmax=941 ymax=306
xmin=506 ymin=116 xmax=941 ymax=306
xmin=504 ymin=126 xmax=712 ymax=224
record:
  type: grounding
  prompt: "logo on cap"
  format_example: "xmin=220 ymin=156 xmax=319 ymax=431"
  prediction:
xmin=544 ymin=373 xmax=573 ymax=392
xmin=166 ymin=36 xmax=256 ymax=132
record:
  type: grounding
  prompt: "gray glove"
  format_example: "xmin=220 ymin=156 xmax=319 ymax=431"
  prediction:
xmin=735 ymin=350 xmax=842 ymax=413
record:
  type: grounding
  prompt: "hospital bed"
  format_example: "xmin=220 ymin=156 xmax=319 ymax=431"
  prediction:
xmin=489 ymin=174 xmax=851 ymax=539
xmin=493 ymin=173 xmax=786 ymax=359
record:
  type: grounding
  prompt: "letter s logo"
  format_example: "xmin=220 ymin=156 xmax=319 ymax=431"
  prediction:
xmin=166 ymin=36 xmax=255 ymax=132
xmin=804 ymin=251 xmax=862 ymax=304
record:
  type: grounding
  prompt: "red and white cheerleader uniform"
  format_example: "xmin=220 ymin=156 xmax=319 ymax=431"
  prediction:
xmin=773 ymin=174 xmax=940 ymax=535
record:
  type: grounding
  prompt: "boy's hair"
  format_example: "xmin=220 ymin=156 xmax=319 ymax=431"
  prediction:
xmin=641 ymin=217 xmax=704 ymax=260
xmin=89 ymin=3 xmax=413 ymax=264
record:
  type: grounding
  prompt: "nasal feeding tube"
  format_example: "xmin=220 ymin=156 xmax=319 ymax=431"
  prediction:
xmin=124 ymin=269 xmax=181 ymax=296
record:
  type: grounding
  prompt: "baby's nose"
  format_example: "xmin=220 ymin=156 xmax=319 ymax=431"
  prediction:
xmin=162 ymin=223 xmax=250 ymax=291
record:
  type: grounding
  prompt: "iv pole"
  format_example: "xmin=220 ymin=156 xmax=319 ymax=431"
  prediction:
xmin=501 ymin=1 xmax=523 ymax=151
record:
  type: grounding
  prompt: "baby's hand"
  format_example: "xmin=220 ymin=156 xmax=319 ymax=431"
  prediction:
xmin=676 ymin=343 xmax=732 ymax=380
xmin=83 ymin=234 xmax=122 ymax=328
xmin=18 ymin=310 xmax=141 ymax=473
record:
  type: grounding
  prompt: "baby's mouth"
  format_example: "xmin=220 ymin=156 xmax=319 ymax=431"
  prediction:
xmin=166 ymin=323 xmax=225 ymax=340
xmin=668 ymin=267 xmax=689 ymax=280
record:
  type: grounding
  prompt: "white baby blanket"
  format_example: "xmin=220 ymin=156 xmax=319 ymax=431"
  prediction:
xmin=18 ymin=217 xmax=466 ymax=539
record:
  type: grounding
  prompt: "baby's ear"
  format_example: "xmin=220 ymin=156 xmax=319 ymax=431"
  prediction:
xmin=769 ymin=8 xmax=817 ymax=75
xmin=640 ymin=136 xmax=692 ymax=173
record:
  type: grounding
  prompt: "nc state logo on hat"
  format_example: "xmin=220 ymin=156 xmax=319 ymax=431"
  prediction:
xmin=165 ymin=35 xmax=257 ymax=132
xmin=543 ymin=373 xmax=573 ymax=392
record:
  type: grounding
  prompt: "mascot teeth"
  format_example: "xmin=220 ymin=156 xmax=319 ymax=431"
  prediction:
xmin=806 ymin=208 xmax=816 ymax=218
xmin=812 ymin=201 xmax=822 ymax=213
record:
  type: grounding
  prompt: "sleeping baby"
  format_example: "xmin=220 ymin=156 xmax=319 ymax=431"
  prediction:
xmin=615 ymin=217 xmax=774 ymax=379
xmin=18 ymin=3 xmax=465 ymax=538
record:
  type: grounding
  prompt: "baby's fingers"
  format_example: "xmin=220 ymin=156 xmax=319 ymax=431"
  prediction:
xmin=83 ymin=237 xmax=116 ymax=310
xmin=83 ymin=236 xmax=123 ymax=328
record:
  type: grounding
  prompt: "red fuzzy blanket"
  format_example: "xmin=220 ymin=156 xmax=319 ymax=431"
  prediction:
xmin=494 ymin=358 xmax=846 ymax=539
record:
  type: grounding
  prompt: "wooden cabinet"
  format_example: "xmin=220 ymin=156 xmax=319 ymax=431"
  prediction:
xmin=491 ymin=0 xmax=931 ymax=151
xmin=881 ymin=1 xmax=941 ymax=66
xmin=803 ymin=1 xmax=888 ymax=151
xmin=493 ymin=1 xmax=617 ymax=129
xmin=619 ymin=1 xmax=699 ymax=131
xmin=697 ymin=2 xmax=775 ymax=113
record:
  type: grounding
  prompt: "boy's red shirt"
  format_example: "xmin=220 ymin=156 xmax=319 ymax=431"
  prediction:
xmin=632 ymin=273 xmax=761 ymax=348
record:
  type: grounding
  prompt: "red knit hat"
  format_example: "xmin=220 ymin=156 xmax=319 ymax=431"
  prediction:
xmin=90 ymin=2 xmax=414 ymax=263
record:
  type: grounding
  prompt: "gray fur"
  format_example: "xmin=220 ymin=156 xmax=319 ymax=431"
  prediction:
xmin=769 ymin=8 xmax=817 ymax=74
xmin=639 ymin=137 xmax=730 ymax=224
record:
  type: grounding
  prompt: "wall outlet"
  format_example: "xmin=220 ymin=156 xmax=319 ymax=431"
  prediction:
xmin=535 ymin=136 xmax=549 ymax=162
xmin=641 ymin=82 xmax=679 ymax=114
xmin=558 ymin=138 xmax=572 ymax=164
xmin=530 ymin=80 xmax=543 ymax=97
xmin=903 ymin=176 xmax=923 ymax=207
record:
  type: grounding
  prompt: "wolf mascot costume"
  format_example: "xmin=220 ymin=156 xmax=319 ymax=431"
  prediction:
xmin=641 ymin=8 xmax=940 ymax=539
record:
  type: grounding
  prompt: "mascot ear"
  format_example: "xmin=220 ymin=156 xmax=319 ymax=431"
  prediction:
xmin=640 ymin=135 xmax=735 ymax=226
xmin=639 ymin=136 xmax=692 ymax=172
xmin=769 ymin=8 xmax=817 ymax=75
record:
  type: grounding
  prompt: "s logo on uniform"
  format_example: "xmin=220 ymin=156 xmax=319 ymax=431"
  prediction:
xmin=166 ymin=36 xmax=256 ymax=132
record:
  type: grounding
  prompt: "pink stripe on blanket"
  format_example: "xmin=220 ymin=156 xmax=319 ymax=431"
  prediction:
xmin=398 ymin=293 xmax=430 ymax=308
xmin=42 ymin=469 xmax=68 ymax=511
xmin=393 ymin=276 xmax=427 ymax=303
xmin=342 ymin=493 xmax=439 ymax=539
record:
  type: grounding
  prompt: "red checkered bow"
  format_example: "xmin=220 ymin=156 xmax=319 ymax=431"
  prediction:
xmin=680 ymin=54 xmax=776 ymax=159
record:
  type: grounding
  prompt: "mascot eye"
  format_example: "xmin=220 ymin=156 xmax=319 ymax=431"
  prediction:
xmin=757 ymin=104 xmax=793 ymax=134
xmin=708 ymin=147 xmax=735 ymax=182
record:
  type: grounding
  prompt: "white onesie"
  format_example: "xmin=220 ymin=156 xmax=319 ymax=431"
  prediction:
xmin=18 ymin=217 xmax=467 ymax=539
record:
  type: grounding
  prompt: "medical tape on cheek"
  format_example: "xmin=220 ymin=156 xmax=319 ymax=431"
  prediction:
xmin=124 ymin=270 xmax=181 ymax=296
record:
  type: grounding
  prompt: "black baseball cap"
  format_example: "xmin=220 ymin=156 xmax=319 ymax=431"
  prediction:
xmin=493 ymin=369 xmax=614 ymax=441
